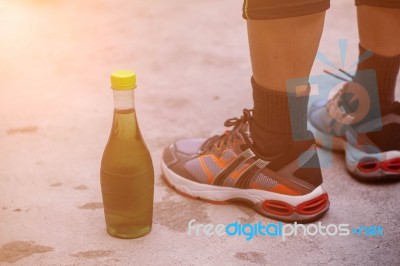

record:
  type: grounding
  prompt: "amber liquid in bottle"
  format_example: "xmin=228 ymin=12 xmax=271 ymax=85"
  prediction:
xmin=101 ymin=90 xmax=154 ymax=239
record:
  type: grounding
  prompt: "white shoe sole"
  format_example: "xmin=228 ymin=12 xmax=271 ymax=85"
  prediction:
xmin=161 ymin=161 xmax=329 ymax=223
xmin=314 ymin=127 xmax=400 ymax=181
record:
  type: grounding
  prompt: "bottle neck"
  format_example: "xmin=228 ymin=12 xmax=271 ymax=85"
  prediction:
xmin=113 ymin=90 xmax=135 ymax=111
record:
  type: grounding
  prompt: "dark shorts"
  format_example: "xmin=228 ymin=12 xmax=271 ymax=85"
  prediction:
xmin=243 ymin=0 xmax=400 ymax=20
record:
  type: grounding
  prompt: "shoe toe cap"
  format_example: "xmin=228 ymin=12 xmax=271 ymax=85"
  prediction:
xmin=174 ymin=138 xmax=205 ymax=155
xmin=162 ymin=138 xmax=205 ymax=166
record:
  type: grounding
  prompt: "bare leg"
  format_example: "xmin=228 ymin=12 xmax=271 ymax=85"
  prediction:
xmin=358 ymin=6 xmax=400 ymax=56
xmin=247 ymin=12 xmax=325 ymax=92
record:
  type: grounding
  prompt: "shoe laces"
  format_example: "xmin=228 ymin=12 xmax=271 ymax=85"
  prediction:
xmin=201 ymin=109 xmax=253 ymax=152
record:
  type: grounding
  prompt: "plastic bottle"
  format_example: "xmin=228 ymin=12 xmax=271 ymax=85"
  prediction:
xmin=100 ymin=70 xmax=154 ymax=239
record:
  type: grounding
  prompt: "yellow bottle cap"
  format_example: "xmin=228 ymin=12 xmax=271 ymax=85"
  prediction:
xmin=111 ymin=70 xmax=137 ymax=90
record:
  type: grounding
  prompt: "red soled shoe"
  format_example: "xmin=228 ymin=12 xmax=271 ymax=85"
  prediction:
xmin=309 ymin=84 xmax=400 ymax=181
xmin=161 ymin=109 xmax=329 ymax=222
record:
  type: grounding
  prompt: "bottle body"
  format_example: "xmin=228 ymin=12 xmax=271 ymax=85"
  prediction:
xmin=100 ymin=89 xmax=154 ymax=239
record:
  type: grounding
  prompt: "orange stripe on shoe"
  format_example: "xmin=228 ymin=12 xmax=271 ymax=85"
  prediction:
xmin=269 ymin=184 xmax=300 ymax=196
xmin=249 ymin=183 xmax=268 ymax=190
xmin=230 ymin=164 xmax=250 ymax=179
xmin=213 ymin=152 xmax=236 ymax=169
xmin=211 ymin=154 xmax=228 ymax=169
xmin=199 ymin=157 xmax=215 ymax=184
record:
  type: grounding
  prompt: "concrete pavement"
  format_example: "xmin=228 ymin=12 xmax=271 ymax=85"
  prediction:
xmin=0 ymin=0 xmax=399 ymax=265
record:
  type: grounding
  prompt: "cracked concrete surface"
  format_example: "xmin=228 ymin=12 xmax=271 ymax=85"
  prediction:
xmin=0 ymin=0 xmax=399 ymax=265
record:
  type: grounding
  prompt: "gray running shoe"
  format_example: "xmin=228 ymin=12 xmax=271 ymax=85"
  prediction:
xmin=309 ymin=83 xmax=400 ymax=181
xmin=162 ymin=109 xmax=329 ymax=222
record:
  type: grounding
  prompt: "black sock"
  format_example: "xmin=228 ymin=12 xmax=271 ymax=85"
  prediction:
xmin=250 ymin=77 xmax=309 ymax=157
xmin=355 ymin=44 xmax=400 ymax=109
